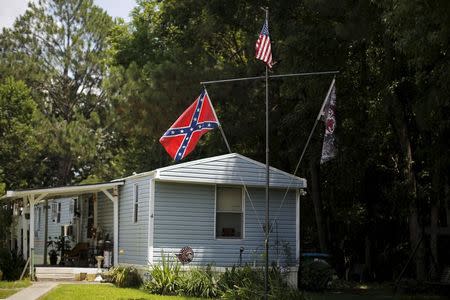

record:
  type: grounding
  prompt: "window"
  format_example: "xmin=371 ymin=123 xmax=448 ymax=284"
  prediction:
xmin=216 ymin=187 xmax=244 ymax=239
xmin=37 ymin=207 xmax=41 ymax=229
xmin=133 ymin=184 xmax=139 ymax=223
xmin=87 ymin=196 xmax=94 ymax=238
xmin=57 ymin=203 xmax=61 ymax=223
xmin=51 ymin=202 xmax=58 ymax=222
xmin=70 ymin=197 xmax=79 ymax=216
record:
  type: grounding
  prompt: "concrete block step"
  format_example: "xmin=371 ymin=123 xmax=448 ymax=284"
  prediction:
xmin=36 ymin=267 xmax=76 ymax=274
xmin=36 ymin=275 xmax=76 ymax=281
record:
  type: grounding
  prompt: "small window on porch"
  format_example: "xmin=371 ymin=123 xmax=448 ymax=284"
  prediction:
xmin=51 ymin=202 xmax=57 ymax=222
xmin=216 ymin=187 xmax=243 ymax=239
xmin=57 ymin=202 xmax=61 ymax=223
xmin=37 ymin=207 xmax=41 ymax=230
xmin=133 ymin=184 xmax=139 ymax=223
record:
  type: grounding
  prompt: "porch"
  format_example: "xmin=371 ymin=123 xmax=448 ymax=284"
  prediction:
xmin=1 ymin=181 xmax=124 ymax=278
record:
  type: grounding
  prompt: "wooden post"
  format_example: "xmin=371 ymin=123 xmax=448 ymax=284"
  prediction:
xmin=44 ymin=199 xmax=48 ymax=265
xmin=101 ymin=187 xmax=119 ymax=266
xmin=113 ymin=187 xmax=119 ymax=266
xmin=29 ymin=195 xmax=35 ymax=279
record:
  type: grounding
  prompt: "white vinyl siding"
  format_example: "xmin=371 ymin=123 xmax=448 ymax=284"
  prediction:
xmin=153 ymin=182 xmax=297 ymax=267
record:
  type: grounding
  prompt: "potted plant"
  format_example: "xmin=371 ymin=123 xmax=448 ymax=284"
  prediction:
xmin=48 ymin=249 xmax=58 ymax=265
xmin=47 ymin=236 xmax=71 ymax=265
xmin=47 ymin=237 xmax=59 ymax=265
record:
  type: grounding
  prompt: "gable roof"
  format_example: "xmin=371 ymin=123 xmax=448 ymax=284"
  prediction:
xmin=152 ymin=153 xmax=306 ymax=189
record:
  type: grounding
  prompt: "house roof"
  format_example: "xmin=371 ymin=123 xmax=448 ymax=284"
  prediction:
xmin=119 ymin=153 xmax=307 ymax=189
xmin=1 ymin=181 xmax=124 ymax=202
xmin=1 ymin=153 xmax=306 ymax=200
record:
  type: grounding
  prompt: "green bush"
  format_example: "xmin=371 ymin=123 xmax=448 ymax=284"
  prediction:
xmin=108 ymin=265 xmax=142 ymax=288
xmin=0 ymin=249 xmax=26 ymax=281
xmin=299 ymin=260 xmax=334 ymax=291
xmin=179 ymin=266 xmax=221 ymax=298
xmin=143 ymin=252 xmax=181 ymax=295
xmin=220 ymin=265 xmax=306 ymax=300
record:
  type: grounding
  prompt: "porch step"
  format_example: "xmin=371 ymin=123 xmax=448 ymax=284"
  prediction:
xmin=35 ymin=267 xmax=102 ymax=282
xmin=36 ymin=275 xmax=76 ymax=281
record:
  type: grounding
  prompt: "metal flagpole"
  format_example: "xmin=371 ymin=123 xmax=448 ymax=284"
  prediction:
xmin=291 ymin=77 xmax=336 ymax=176
xmin=199 ymin=24 xmax=338 ymax=300
xmin=263 ymin=8 xmax=270 ymax=300
xmin=200 ymin=70 xmax=339 ymax=85
xmin=203 ymin=87 xmax=232 ymax=153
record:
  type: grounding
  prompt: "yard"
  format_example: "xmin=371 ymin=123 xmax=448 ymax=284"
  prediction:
xmin=37 ymin=282 xmax=450 ymax=300
xmin=38 ymin=284 xmax=204 ymax=300
xmin=0 ymin=280 xmax=31 ymax=299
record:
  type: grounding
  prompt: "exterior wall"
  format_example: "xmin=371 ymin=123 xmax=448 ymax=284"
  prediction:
xmin=117 ymin=176 xmax=150 ymax=265
xmin=33 ymin=197 xmax=77 ymax=264
xmin=97 ymin=193 xmax=114 ymax=241
xmin=157 ymin=154 xmax=306 ymax=189
xmin=153 ymin=181 xmax=298 ymax=267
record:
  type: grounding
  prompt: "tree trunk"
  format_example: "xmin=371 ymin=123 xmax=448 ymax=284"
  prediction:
xmin=398 ymin=118 xmax=426 ymax=280
xmin=430 ymin=202 xmax=438 ymax=279
xmin=310 ymin=159 xmax=327 ymax=253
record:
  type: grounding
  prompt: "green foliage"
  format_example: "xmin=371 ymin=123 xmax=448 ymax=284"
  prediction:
xmin=108 ymin=265 xmax=142 ymax=288
xmin=144 ymin=253 xmax=181 ymax=295
xmin=300 ymin=260 xmax=335 ymax=291
xmin=0 ymin=0 xmax=120 ymax=186
xmin=0 ymin=77 xmax=40 ymax=190
xmin=178 ymin=266 xmax=221 ymax=298
xmin=220 ymin=266 xmax=306 ymax=300
xmin=0 ymin=248 xmax=26 ymax=281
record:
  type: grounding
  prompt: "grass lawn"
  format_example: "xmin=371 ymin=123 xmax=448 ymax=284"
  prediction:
xmin=39 ymin=284 xmax=205 ymax=300
xmin=0 ymin=280 xmax=32 ymax=299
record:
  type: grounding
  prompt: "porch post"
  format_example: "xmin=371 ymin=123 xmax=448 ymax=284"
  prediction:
xmin=101 ymin=187 xmax=119 ymax=266
xmin=43 ymin=199 xmax=48 ymax=265
xmin=113 ymin=187 xmax=119 ymax=266
xmin=29 ymin=195 xmax=35 ymax=279
xmin=296 ymin=190 xmax=300 ymax=262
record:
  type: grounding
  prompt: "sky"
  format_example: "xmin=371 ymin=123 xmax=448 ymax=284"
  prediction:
xmin=0 ymin=0 xmax=137 ymax=29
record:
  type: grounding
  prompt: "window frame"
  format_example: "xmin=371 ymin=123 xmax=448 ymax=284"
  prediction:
xmin=51 ymin=202 xmax=58 ymax=222
xmin=37 ymin=207 xmax=41 ymax=230
xmin=214 ymin=185 xmax=245 ymax=240
xmin=133 ymin=183 xmax=139 ymax=223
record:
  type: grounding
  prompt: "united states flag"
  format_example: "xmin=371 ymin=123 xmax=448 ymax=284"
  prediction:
xmin=159 ymin=89 xmax=219 ymax=161
xmin=255 ymin=19 xmax=273 ymax=68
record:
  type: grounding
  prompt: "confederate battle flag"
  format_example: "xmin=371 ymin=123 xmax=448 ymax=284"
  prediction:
xmin=159 ymin=89 xmax=220 ymax=161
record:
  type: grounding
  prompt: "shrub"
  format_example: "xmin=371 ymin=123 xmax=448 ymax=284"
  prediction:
xmin=143 ymin=252 xmax=181 ymax=295
xmin=179 ymin=266 xmax=221 ymax=298
xmin=299 ymin=259 xmax=334 ymax=291
xmin=0 ymin=248 xmax=26 ymax=280
xmin=220 ymin=265 xmax=306 ymax=300
xmin=108 ymin=265 xmax=142 ymax=288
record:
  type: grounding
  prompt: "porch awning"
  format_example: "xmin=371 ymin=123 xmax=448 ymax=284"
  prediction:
xmin=1 ymin=181 xmax=124 ymax=202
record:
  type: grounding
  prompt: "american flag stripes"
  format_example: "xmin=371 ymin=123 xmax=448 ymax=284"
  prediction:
xmin=255 ymin=19 xmax=273 ymax=68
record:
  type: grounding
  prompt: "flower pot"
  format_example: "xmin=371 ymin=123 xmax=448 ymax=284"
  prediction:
xmin=49 ymin=253 xmax=58 ymax=265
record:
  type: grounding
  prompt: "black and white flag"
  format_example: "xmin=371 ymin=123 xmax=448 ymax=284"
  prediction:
xmin=320 ymin=80 xmax=337 ymax=164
